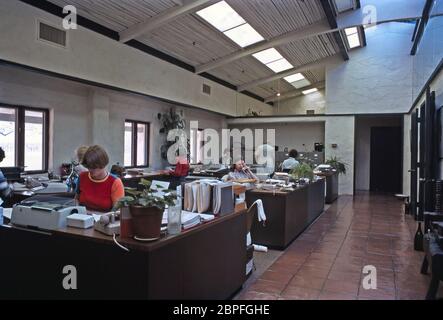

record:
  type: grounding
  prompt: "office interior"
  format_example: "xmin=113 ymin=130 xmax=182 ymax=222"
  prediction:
xmin=0 ymin=0 xmax=443 ymax=300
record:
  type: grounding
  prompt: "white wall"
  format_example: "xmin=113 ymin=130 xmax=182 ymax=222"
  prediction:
xmin=326 ymin=22 xmax=415 ymax=114
xmin=325 ymin=117 xmax=355 ymax=195
xmin=0 ymin=65 xmax=227 ymax=172
xmin=273 ymin=89 xmax=326 ymax=115
xmin=0 ymin=0 xmax=272 ymax=117
xmin=227 ymin=122 xmax=325 ymax=153
xmin=355 ymin=116 xmax=402 ymax=191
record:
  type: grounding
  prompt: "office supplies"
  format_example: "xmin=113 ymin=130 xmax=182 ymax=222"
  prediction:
xmin=67 ymin=214 xmax=94 ymax=229
xmin=94 ymin=212 xmax=120 ymax=236
xmin=11 ymin=202 xmax=86 ymax=230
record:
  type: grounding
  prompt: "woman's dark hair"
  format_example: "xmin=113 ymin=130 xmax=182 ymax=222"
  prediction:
xmin=289 ymin=149 xmax=298 ymax=159
xmin=0 ymin=147 xmax=5 ymax=163
xmin=82 ymin=145 xmax=109 ymax=169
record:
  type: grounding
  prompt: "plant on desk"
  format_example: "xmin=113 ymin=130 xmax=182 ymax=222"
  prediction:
xmin=290 ymin=162 xmax=314 ymax=183
xmin=325 ymin=156 xmax=347 ymax=175
xmin=116 ymin=179 xmax=177 ymax=241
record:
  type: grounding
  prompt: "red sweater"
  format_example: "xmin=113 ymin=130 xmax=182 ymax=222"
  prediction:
xmin=170 ymin=162 xmax=190 ymax=177
xmin=77 ymin=172 xmax=124 ymax=212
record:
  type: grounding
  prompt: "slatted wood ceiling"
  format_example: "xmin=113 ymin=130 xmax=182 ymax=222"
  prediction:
xmin=47 ymin=0 xmax=340 ymax=99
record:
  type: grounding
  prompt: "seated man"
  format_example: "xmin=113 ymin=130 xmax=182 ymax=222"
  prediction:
xmin=0 ymin=147 xmax=13 ymax=202
xmin=227 ymin=160 xmax=258 ymax=183
xmin=281 ymin=149 xmax=300 ymax=172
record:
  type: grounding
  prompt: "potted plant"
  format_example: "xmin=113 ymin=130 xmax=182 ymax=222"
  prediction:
xmin=290 ymin=162 xmax=314 ymax=183
xmin=158 ymin=108 xmax=186 ymax=161
xmin=116 ymin=179 xmax=177 ymax=240
xmin=325 ymin=156 xmax=347 ymax=175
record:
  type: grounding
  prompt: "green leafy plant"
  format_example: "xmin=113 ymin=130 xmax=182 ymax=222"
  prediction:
xmin=245 ymin=108 xmax=261 ymax=117
xmin=116 ymin=179 xmax=177 ymax=210
xmin=290 ymin=162 xmax=314 ymax=181
xmin=325 ymin=156 xmax=347 ymax=175
xmin=158 ymin=108 xmax=186 ymax=160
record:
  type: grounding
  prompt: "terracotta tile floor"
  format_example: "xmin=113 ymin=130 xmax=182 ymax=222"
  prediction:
xmin=237 ymin=192 xmax=442 ymax=300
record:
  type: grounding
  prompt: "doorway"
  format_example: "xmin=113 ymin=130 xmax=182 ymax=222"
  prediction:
xmin=370 ymin=126 xmax=403 ymax=193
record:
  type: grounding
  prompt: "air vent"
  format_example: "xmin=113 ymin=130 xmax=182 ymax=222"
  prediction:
xmin=202 ymin=84 xmax=211 ymax=95
xmin=306 ymin=110 xmax=315 ymax=115
xmin=38 ymin=22 xmax=67 ymax=47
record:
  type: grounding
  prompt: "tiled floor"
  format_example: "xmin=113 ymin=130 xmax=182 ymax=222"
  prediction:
xmin=236 ymin=192 xmax=442 ymax=300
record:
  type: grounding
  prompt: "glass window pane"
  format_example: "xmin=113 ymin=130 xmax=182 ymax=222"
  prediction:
xmin=197 ymin=129 xmax=203 ymax=164
xmin=223 ymin=23 xmax=264 ymax=48
xmin=348 ymin=33 xmax=361 ymax=48
xmin=136 ymin=124 xmax=147 ymax=166
xmin=196 ymin=1 xmax=245 ymax=32
xmin=124 ymin=122 xmax=133 ymax=167
xmin=0 ymin=107 xmax=16 ymax=167
xmin=190 ymin=129 xmax=196 ymax=164
xmin=24 ymin=110 xmax=44 ymax=171
xmin=266 ymin=58 xmax=294 ymax=73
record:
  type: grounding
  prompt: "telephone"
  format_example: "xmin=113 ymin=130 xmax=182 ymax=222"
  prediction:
xmin=94 ymin=212 xmax=120 ymax=236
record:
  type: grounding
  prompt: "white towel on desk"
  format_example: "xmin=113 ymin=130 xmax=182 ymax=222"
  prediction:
xmin=252 ymin=199 xmax=266 ymax=222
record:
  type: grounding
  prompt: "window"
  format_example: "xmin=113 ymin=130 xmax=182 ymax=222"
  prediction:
xmin=196 ymin=1 xmax=264 ymax=48
xmin=253 ymin=47 xmax=294 ymax=73
xmin=124 ymin=120 xmax=149 ymax=168
xmin=0 ymin=105 xmax=48 ymax=172
xmin=190 ymin=128 xmax=204 ymax=164
xmin=345 ymin=27 xmax=361 ymax=49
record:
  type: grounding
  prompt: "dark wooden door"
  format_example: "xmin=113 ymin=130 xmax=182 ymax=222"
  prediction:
xmin=370 ymin=127 xmax=402 ymax=193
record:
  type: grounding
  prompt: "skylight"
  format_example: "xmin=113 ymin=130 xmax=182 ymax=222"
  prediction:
xmin=196 ymin=1 xmax=245 ymax=32
xmin=224 ymin=23 xmax=264 ymax=48
xmin=302 ymin=88 xmax=319 ymax=95
xmin=197 ymin=1 xmax=264 ymax=48
xmin=292 ymin=78 xmax=311 ymax=89
xmin=253 ymin=48 xmax=284 ymax=65
xmin=284 ymin=73 xmax=305 ymax=83
xmin=345 ymin=27 xmax=361 ymax=49
xmin=266 ymin=59 xmax=294 ymax=73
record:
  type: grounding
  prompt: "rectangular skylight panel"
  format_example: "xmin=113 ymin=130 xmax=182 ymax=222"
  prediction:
xmin=224 ymin=23 xmax=264 ymax=48
xmin=291 ymin=78 xmax=311 ymax=89
xmin=265 ymin=58 xmax=294 ymax=73
xmin=345 ymin=27 xmax=358 ymax=36
xmin=196 ymin=1 xmax=245 ymax=32
xmin=284 ymin=73 xmax=305 ymax=83
xmin=253 ymin=48 xmax=284 ymax=65
xmin=347 ymin=33 xmax=361 ymax=48
xmin=302 ymin=88 xmax=319 ymax=95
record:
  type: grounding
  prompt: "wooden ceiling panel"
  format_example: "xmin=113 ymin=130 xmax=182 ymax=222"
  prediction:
xmin=49 ymin=0 xmax=177 ymax=32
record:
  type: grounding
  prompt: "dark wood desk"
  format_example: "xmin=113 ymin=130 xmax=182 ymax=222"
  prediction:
xmin=246 ymin=179 xmax=325 ymax=249
xmin=0 ymin=211 xmax=246 ymax=300
xmin=316 ymin=172 xmax=339 ymax=204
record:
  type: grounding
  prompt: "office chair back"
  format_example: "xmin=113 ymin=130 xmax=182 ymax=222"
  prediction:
xmin=246 ymin=202 xmax=259 ymax=234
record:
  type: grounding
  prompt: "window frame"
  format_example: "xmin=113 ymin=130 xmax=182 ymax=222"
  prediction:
xmin=0 ymin=103 xmax=49 ymax=174
xmin=190 ymin=128 xmax=204 ymax=165
xmin=124 ymin=120 xmax=150 ymax=168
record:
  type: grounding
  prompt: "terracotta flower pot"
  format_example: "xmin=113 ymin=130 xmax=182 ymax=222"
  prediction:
xmin=129 ymin=205 xmax=163 ymax=240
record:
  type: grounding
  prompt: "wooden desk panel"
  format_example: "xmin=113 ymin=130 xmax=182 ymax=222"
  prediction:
xmin=0 ymin=211 xmax=246 ymax=300
xmin=246 ymin=179 xmax=325 ymax=249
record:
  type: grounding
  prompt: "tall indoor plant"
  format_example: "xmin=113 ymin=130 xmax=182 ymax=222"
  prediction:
xmin=117 ymin=179 xmax=177 ymax=240
xmin=158 ymin=108 xmax=186 ymax=161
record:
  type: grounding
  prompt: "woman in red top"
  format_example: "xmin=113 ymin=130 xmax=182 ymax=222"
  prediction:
xmin=165 ymin=154 xmax=190 ymax=177
xmin=76 ymin=145 xmax=125 ymax=212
